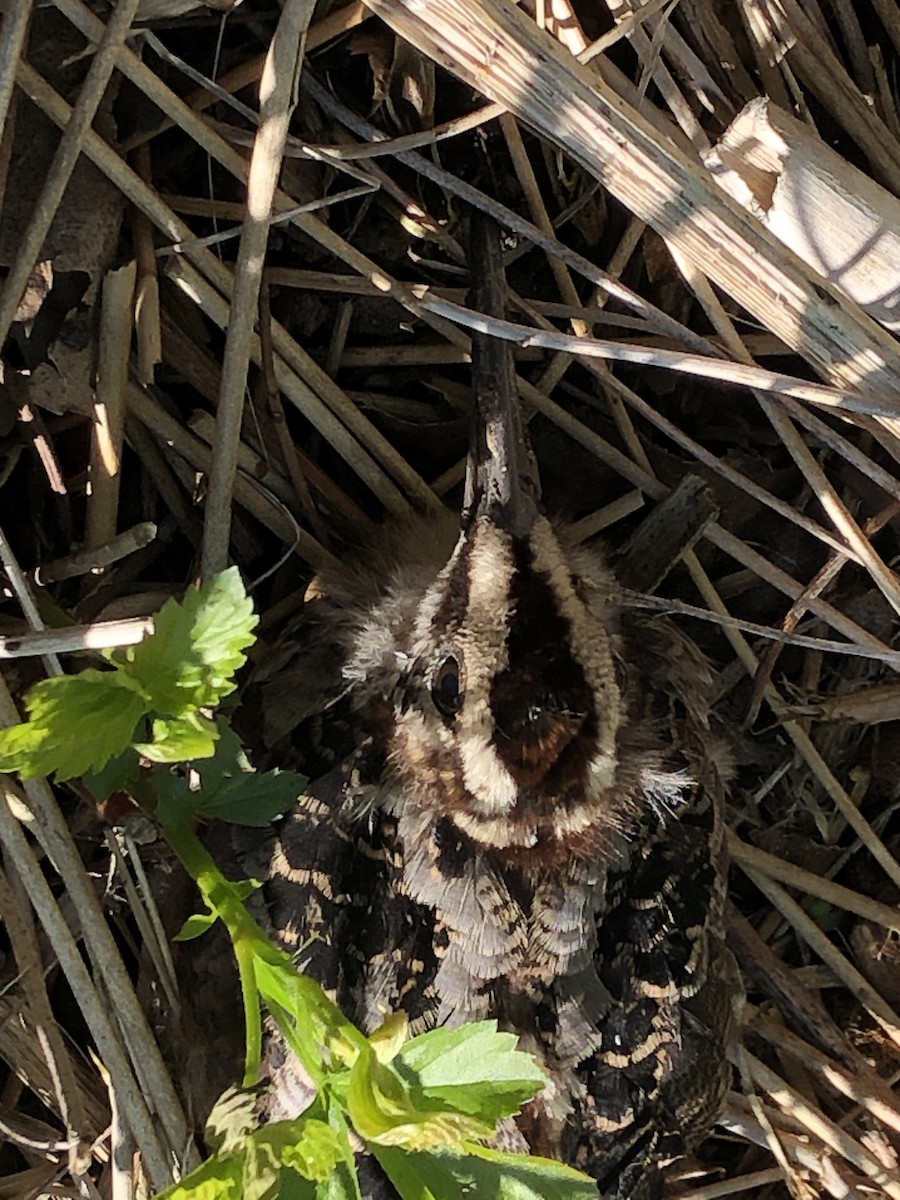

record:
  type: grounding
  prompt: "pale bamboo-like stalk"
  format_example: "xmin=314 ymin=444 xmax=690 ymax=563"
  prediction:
xmin=361 ymin=0 xmax=900 ymax=404
xmin=710 ymin=98 xmax=900 ymax=332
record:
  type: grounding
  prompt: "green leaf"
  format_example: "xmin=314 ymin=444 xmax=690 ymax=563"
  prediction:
xmin=243 ymin=1124 xmax=291 ymax=1200
xmin=205 ymin=1087 xmax=259 ymax=1154
xmin=0 ymin=671 xmax=147 ymax=780
xmin=372 ymin=1143 xmax=599 ymax=1200
xmin=82 ymin=746 xmax=142 ymax=800
xmin=278 ymin=1094 xmax=362 ymax=1200
xmin=136 ymin=711 xmax=220 ymax=763
xmin=119 ymin=568 xmax=257 ymax=716
xmin=153 ymin=1152 xmax=243 ymax=1200
xmin=254 ymin=957 xmax=364 ymax=1088
xmin=152 ymin=772 xmax=196 ymax=827
xmin=277 ymin=1171 xmax=318 ymax=1200
xmin=196 ymin=768 xmax=304 ymax=826
xmin=808 ymin=898 xmax=833 ymax=922
xmin=280 ymin=1120 xmax=344 ymax=1182
xmin=347 ymin=1042 xmax=492 ymax=1150
xmin=321 ymin=1090 xmax=364 ymax=1200
xmin=194 ymin=724 xmax=251 ymax=790
xmin=346 ymin=1021 xmax=549 ymax=1151
xmin=394 ymin=1021 xmax=548 ymax=1125
xmin=176 ymin=880 xmax=260 ymax=942
xmin=175 ymin=909 xmax=218 ymax=941
xmin=369 ymin=1011 xmax=410 ymax=1064
xmin=161 ymin=722 xmax=302 ymax=824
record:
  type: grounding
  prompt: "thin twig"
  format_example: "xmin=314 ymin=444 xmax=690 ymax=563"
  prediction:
xmin=0 ymin=617 xmax=154 ymax=659
xmin=0 ymin=0 xmax=143 ymax=350
xmin=202 ymin=0 xmax=315 ymax=577
xmin=0 ymin=785 xmax=175 ymax=1190
xmin=403 ymin=288 xmax=897 ymax=417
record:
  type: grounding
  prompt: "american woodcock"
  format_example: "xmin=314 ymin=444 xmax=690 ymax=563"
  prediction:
xmin=254 ymin=215 xmax=737 ymax=1199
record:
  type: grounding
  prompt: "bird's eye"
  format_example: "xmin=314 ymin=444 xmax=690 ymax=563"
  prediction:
xmin=432 ymin=654 xmax=463 ymax=717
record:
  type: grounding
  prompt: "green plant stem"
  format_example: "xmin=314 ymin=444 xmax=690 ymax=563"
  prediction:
xmin=164 ymin=822 xmax=267 ymax=1084
xmin=161 ymin=821 xmax=367 ymax=1091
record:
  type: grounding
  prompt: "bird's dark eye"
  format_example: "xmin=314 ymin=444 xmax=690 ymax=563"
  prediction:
xmin=432 ymin=654 xmax=463 ymax=717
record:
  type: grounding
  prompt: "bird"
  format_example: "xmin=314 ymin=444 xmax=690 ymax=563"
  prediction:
xmin=252 ymin=214 xmax=737 ymax=1199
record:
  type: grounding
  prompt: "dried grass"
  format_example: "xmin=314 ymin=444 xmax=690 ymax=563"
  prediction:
xmin=2 ymin=0 xmax=900 ymax=1196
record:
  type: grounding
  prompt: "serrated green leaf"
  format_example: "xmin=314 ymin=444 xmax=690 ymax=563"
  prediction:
xmin=394 ymin=1021 xmax=547 ymax=1126
xmin=372 ymin=1143 xmax=598 ymax=1200
xmin=152 ymin=771 xmax=197 ymax=827
xmin=0 ymin=671 xmax=147 ymax=781
xmin=195 ymin=724 xmax=251 ymax=792
xmin=136 ymin=711 xmax=220 ymax=763
xmin=119 ymin=568 xmax=257 ymax=716
xmin=169 ymin=721 xmax=303 ymax=824
xmin=347 ymin=1022 xmax=547 ymax=1151
xmin=82 ymin=746 xmax=142 ymax=800
xmin=153 ymin=1151 xmax=243 ymax=1200
xmin=196 ymin=768 xmax=304 ymax=826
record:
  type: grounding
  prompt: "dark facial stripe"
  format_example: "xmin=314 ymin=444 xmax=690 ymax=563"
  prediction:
xmin=428 ymin=531 xmax=476 ymax=639
xmin=489 ymin=539 xmax=596 ymax=790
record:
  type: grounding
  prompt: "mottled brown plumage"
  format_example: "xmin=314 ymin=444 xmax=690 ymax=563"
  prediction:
xmin=255 ymin=217 xmax=738 ymax=1198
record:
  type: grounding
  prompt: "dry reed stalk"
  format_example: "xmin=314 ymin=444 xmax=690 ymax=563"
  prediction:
xmin=13 ymin=54 xmax=429 ymax=516
xmin=728 ymin=834 xmax=900 ymax=934
xmin=86 ymin=261 xmax=135 ymax=551
xmin=0 ymin=782 xmax=180 ymax=1190
xmin=746 ymin=1007 xmax=900 ymax=1136
xmin=742 ymin=1047 xmax=900 ymax=1197
xmin=126 ymin=382 xmax=337 ymax=570
xmin=0 ymin=987 xmax=109 ymax=1139
xmin=202 ymin=0 xmax=315 ymax=578
xmin=514 ymin=375 xmax=890 ymax=650
xmin=604 ymin=0 xmax=712 ymax=151
xmin=0 ymin=618 xmax=154 ymax=659
xmin=361 ymin=0 xmax=900 ymax=402
xmin=500 ymin=292 xmax=869 ymax=563
xmin=132 ymin=145 xmax=163 ymax=384
xmin=0 ymin=0 xmax=32 ymax=149
xmin=0 ymin=0 xmax=142 ymax=350
xmin=121 ymin=1 xmax=370 ymax=152
xmin=25 ymin=0 xmax=442 ymax=512
xmin=0 ymin=865 xmax=89 ymax=1177
xmin=36 ymin=523 xmax=158 ymax=585
xmin=711 ymin=98 xmax=900 ymax=333
xmin=759 ymin=0 xmax=900 ymax=192
xmin=8 ymin=0 xmax=900 ymax=1194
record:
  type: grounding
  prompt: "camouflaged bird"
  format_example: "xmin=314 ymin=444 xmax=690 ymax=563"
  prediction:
xmin=256 ymin=217 xmax=737 ymax=1199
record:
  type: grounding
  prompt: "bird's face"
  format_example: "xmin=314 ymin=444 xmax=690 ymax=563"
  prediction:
xmin=338 ymin=212 xmax=632 ymax=861
xmin=387 ymin=510 xmax=626 ymax=857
